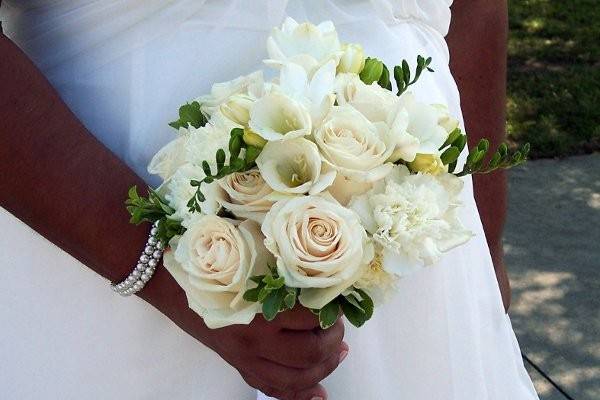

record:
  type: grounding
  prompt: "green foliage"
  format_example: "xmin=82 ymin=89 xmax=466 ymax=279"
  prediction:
xmin=168 ymin=101 xmax=209 ymax=130
xmin=243 ymin=269 xmax=298 ymax=322
xmin=438 ymin=128 xmax=467 ymax=173
xmin=187 ymin=128 xmax=262 ymax=213
xmin=455 ymin=140 xmax=530 ymax=177
xmin=394 ymin=55 xmax=434 ymax=96
xmin=125 ymin=186 xmax=184 ymax=243
xmin=339 ymin=289 xmax=374 ymax=328
xmin=508 ymin=0 xmax=600 ymax=157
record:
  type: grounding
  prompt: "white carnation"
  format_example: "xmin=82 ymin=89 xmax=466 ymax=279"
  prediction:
xmin=349 ymin=165 xmax=472 ymax=277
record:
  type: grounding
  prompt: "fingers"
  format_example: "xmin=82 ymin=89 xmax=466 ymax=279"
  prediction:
xmin=241 ymin=346 xmax=347 ymax=399
xmin=260 ymin=318 xmax=346 ymax=368
xmin=272 ymin=306 xmax=321 ymax=331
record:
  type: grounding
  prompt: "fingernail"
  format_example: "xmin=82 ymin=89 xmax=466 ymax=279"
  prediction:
xmin=339 ymin=349 xmax=349 ymax=363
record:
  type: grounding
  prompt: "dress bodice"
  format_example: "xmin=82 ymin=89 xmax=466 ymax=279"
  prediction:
xmin=1 ymin=0 xmax=457 ymax=184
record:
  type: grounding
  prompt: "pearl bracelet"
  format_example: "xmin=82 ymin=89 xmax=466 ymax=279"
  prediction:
xmin=111 ymin=221 xmax=165 ymax=296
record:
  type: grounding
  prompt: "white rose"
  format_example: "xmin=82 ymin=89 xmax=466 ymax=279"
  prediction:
xmin=314 ymin=105 xmax=395 ymax=182
xmin=256 ymin=138 xmax=336 ymax=195
xmin=337 ymin=43 xmax=366 ymax=74
xmin=164 ymin=216 xmax=271 ymax=328
xmin=248 ymin=92 xmax=312 ymax=142
xmin=147 ymin=131 xmax=187 ymax=181
xmin=335 ymin=73 xmax=398 ymax=123
xmin=265 ymin=17 xmax=342 ymax=76
xmin=335 ymin=74 xmax=419 ymax=162
xmin=262 ymin=194 xmax=374 ymax=309
xmin=349 ymin=165 xmax=473 ymax=277
xmin=197 ymin=71 xmax=264 ymax=117
xmin=215 ymin=169 xmax=276 ymax=223
xmin=163 ymin=164 xmax=221 ymax=224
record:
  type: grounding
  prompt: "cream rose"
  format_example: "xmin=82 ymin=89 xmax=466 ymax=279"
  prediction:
xmin=216 ymin=169 xmax=276 ymax=223
xmin=256 ymin=138 xmax=336 ymax=195
xmin=147 ymin=132 xmax=187 ymax=181
xmin=262 ymin=194 xmax=374 ymax=309
xmin=164 ymin=216 xmax=271 ymax=328
xmin=314 ymin=105 xmax=396 ymax=183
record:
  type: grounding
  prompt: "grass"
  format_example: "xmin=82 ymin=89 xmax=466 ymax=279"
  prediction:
xmin=507 ymin=0 xmax=600 ymax=158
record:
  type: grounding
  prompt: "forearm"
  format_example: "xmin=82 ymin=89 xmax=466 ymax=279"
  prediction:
xmin=446 ymin=0 xmax=510 ymax=308
xmin=1 ymin=34 xmax=152 ymax=287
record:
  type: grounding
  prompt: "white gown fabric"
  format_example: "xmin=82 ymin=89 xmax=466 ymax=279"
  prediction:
xmin=0 ymin=1 xmax=539 ymax=399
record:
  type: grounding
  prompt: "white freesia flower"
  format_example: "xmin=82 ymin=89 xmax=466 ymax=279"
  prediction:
xmin=262 ymin=194 xmax=374 ymax=309
xmin=314 ymin=105 xmax=396 ymax=183
xmin=265 ymin=17 xmax=342 ymax=76
xmin=164 ymin=216 xmax=271 ymax=328
xmin=184 ymin=112 xmax=237 ymax=166
xmin=220 ymin=93 xmax=254 ymax=126
xmin=349 ymin=165 xmax=472 ymax=277
xmin=248 ymin=92 xmax=312 ymax=141
xmin=397 ymin=92 xmax=459 ymax=156
xmin=337 ymin=43 xmax=366 ymax=74
xmin=147 ymin=130 xmax=188 ymax=181
xmin=215 ymin=169 xmax=276 ymax=223
xmin=335 ymin=74 xmax=419 ymax=162
xmin=278 ymin=60 xmax=336 ymax=125
xmin=256 ymin=138 xmax=336 ymax=195
xmin=197 ymin=71 xmax=264 ymax=117
xmin=163 ymin=163 xmax=221 ymax=224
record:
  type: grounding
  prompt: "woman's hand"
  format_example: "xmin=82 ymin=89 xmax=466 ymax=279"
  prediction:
xmin=142 ymin=268 xmax=347 ymax=400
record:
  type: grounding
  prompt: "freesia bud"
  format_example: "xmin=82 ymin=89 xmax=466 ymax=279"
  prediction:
xmin=337 ymin=43 xmax=366 ymax=74
xmin=220 ymin=94 xmax=253 ymax=126
xmin=408 ymin=153 xmax=448 ymax=175
xmin=243 ymin=127 xmax=267 ymax=148
xmin=359 ymin=57 xmax=384 ymax=84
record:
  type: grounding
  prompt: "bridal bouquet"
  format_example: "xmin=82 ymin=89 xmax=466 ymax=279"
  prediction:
xmin=126 ymin=18 xmax=528 ymax=329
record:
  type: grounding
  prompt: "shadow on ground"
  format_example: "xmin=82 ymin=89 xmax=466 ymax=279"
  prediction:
xmin=505 ymin=153 xmax=600 ymax=399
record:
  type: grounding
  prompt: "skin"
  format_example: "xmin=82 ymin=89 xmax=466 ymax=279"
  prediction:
xmin=0 ymin=1 xmax=509 ymax=398
xmin=447 ymin=0 xmax=511 ymax=311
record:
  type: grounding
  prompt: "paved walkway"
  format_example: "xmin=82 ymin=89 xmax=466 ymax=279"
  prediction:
xmin=505 ymin=153 xmax=600 ymax=399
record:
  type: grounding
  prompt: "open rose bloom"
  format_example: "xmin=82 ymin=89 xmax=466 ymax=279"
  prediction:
xmin=134 ymin=18 xmax=526 ymax=329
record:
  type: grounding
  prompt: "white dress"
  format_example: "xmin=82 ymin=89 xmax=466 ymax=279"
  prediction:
xmin=0 ymin=1 xmax=539 ymax=399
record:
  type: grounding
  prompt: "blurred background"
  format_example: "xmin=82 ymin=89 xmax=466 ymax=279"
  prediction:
xmin=504 ymin=0 xmax=599 ymax=399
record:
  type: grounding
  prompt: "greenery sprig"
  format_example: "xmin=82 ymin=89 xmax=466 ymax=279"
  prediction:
xmin=244 ymin=269 xmax=375 ymax=329
xmin=394 ymin=55 xmax=434 ymax=96
xmin=243 ymin=268 xmax=299 ymax=321
xmin=168 ymin=101 xmax=209 ymax=130
xmin=187 ymin=128 xmax=262 ymax=213
xmin=359 ymin=55 xmax=434 ymax=96
xmin=437 ymin=128 xmax=530 ymax=176
xmin=125 ymin=186 xmax=184 ymax=243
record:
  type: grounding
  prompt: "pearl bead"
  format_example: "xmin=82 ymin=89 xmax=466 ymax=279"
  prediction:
xmin=139 ymin=254 xmax=150 ymax=263
xmin=150 ymin=227 xmax=158 ymax=236
xmin=132 ymin=270 xmax=141 ymax=278
xmin=140 ymin=273 xmax=149 ymax=282
xmin=136 ymin=263 xmax=146 ymax=271
xmin=152 ymin=250 xmax=162 ymax=259
xmin=126 ymin=276 xmax=135 ymax=284
xmin=148 ymin=259 xmax=158 ymax=268
xmin=156 ymin=241 xmax=165 ymax=250
xmin=145 ymin=267 xmax=154 ymax=275
xmin=148 ymin=236 xmax=158 ymax=246
xmin=133 ymin=282 xmax=143 ymax=290
xmin=144 ymin=246 xmax=155 ymax=255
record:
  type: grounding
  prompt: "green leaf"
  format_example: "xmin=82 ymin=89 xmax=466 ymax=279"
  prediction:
xmin=341 ymin=299 xmax=368 ymax=328
xmin=440 ymin=146 xmax=461 ymax=165
xmin=440 ymin=128 xmax=462 ymax=150
xmin=264 ymin=275 xmax=285 ymax=290
xmin=249 ymin=275 xmax=266 ymax=284
xmin=377 ymin=63 xmax=392 ymax=90
xmin=168 ymin=101 xmax=208 ymax=130
xmin=402 ymin=59 xmax=411 ymax=84
xmin=216 ymin=149 xmax=226 ymax=170
xmin=283 ymin=289 xmax=297 ymax=310
xmin=243 ymin=287 xmax=261 ymax=302
xmin=262 ymin=289 xmax=286 ymax=321
xmin=318 ymin=301 xmax=340 ymax=329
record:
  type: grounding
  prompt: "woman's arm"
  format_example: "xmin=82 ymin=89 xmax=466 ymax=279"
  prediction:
xmin=0 ymin=30 xmax=344 ymax=400
xmin=446 ymin=0 xmax=511 ymax=311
